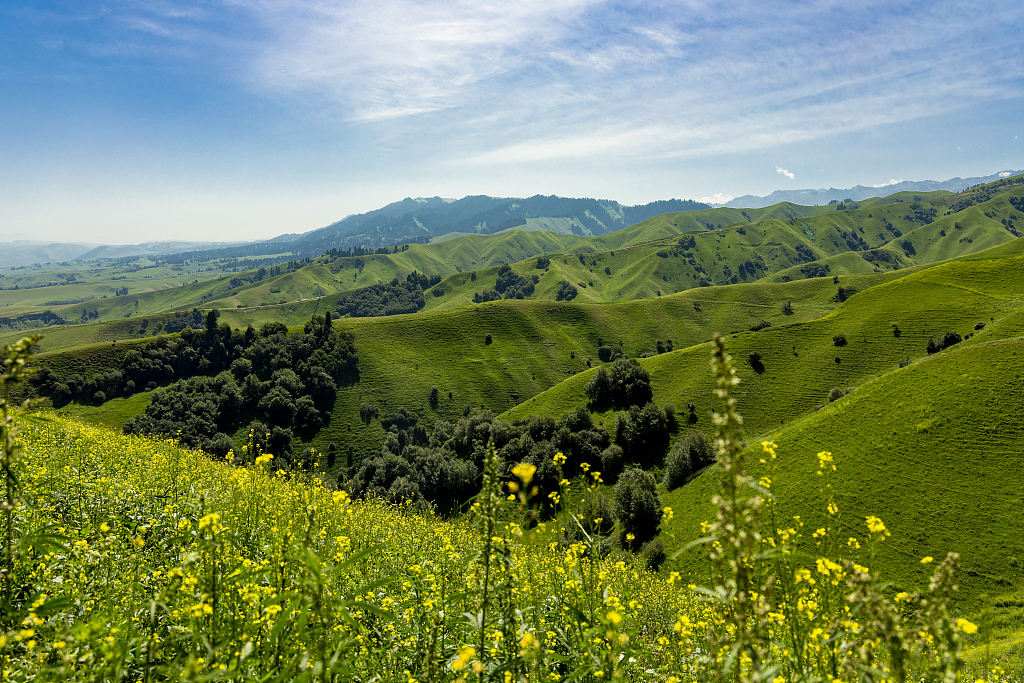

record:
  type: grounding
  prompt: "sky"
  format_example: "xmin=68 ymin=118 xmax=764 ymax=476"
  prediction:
xmin=1 ymin=1 xmax=1022 ymax=244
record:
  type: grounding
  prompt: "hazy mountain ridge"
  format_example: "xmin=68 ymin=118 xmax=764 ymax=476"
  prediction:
xmin=723 ymin=170 xmax=1023 ymax=208
xmin=0 ymin=239 xmax=250 ymax=269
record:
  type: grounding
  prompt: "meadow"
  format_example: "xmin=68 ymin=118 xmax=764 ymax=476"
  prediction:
xmin=3 ymin=176 xmax=1024 ymax=679
xmin=1 ymin=336 xmax=1014 ymax=681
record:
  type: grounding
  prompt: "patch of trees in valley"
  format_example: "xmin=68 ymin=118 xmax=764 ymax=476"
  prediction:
xmin=30 ymin=313 xmax=357 ymax=460
xmin=335 ymin=270 xmax=442 ymax=317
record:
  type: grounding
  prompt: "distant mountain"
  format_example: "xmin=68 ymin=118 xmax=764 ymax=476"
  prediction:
xmin=0 ymin=239 xmax=246 ymax=269
xmin=161 ymin=195 xmax=711 ymax=264
xmin=723 ymin=170 xmax=1023 ymax=208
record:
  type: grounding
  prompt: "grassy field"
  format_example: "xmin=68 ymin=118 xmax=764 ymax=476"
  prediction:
xmin=38 ymin=267 xmax=919 ymax=454
xmin=4 ymin=409 xmax=1007 ymax=680
xmin=499 ymin=252 xmax=1024 ymax=620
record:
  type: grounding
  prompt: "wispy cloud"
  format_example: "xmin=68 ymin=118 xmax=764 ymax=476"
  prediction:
xmin=776 ymin=166 xmax=795 ymax=180
xmin=42 ymin=0 xmax=1024 ymax=166
xmin=872 ymin=178 xmax=904 ymax=187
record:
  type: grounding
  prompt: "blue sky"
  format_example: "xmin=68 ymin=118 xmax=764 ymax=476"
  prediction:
xmin=2 ymin=0 xmax=1022 ymax=244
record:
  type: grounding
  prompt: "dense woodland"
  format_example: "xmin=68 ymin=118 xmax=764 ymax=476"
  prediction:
xmin=121 ymin=314 xmax=356 ymax=459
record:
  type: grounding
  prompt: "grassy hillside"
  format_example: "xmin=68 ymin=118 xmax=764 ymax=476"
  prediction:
xmin=9 ymin=178 xmax=1022 ymax=355
xmin=38 ymin=270 xmax=910 ymax=449
xmin=663 ymin=336 xmax=1024 ymax=617
xmin=505 ymin=252 xmax=1024 ymax=435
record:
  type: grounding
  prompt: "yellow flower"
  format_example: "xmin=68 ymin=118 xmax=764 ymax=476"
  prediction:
xmin=865 ymin=516 xmax=889 ymax=535
xmin=956 ymin=618 xmax=978 ymax=634
xmin=511 ymin=462 xmax=536 ymax=485
xmin=451 ymin=645 xmax=476 ymax=671
xmin=920 ymin=556 xmax=934 ymax=564
xmin=662 ymin=506 xmax=674 ymax=521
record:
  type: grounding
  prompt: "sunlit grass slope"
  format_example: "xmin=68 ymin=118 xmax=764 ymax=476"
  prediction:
xmin=505 ymin=253 xmax=1024 ymax=441
xmin=48 ymin=270 xmax=908 ymax=448
xmin=10 ymin=413 xmax=687 ymax=680
xmin=664 ymin=336 xmax=1024 ymax=616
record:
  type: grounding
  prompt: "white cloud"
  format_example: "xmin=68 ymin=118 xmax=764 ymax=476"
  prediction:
xmin=775 ymin=166 xmax=795 ymax=180
xmin=699 ymin=193 xmax=734 ymax=205
xmin=1000 ymin=171 xmax=1012 ymax=177
xmin=871 ymin=178 xmax=904 ymax=187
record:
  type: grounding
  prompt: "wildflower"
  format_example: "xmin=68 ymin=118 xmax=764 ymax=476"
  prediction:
xmin=956 ymin=618 xmax=978 ymax=634
xmin=662 ymin=506 xmax=674 ymax=521
xmin=865 ymin=516 xmax=889 ymax=536
xmin=920 ymin=556 xmax=934 ymax=564
xmin=512 ymin=462 xmax=537 ymax=485
xmin=451 ymin=645 xmax=476 ymax=671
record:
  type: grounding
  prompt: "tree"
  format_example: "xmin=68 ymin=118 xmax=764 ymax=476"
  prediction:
xmin=205 ymin=309 xmax=220 ymax=332
xmin=614 ymin=468 xmax=662 ymax=551
xmin=555 ymin=280 xmax=578 ymax=301
xmin=663 ymin=430 xmax=714 ymax=491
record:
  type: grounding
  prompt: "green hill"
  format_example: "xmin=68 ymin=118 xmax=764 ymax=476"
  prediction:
xmin=665 ymin=336 xmax=1024 ymax=617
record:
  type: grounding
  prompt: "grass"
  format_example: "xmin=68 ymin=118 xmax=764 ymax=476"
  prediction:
xmin=1 ymin=399 xmax=1013 ymax=679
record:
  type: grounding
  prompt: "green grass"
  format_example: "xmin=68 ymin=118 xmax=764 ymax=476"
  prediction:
xmin=665 ymin=336 xmax=1024 ymax=618
xmin=501 ymin=253 xmax=1024 ymax=616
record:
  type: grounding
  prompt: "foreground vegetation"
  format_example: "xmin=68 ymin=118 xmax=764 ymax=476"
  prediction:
xmin=1 ymin=335 xmax=1017 ymax=680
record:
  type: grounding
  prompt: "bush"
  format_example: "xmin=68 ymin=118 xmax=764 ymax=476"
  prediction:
xmin=926 ymin=331 xmax=963 ymax=355
xmin=663 ymin=430 xmax=714 ymax=491
xmin=613 ymin=468 xmax=662 ymax=551
xmin=640 ymin=537 xmax=667 ymax=571
xmin=555 ymin=280 xmax=578 ymax=301
xmin=899 ymin=356 xmax=911 ymax=368
xmin=833 ymin=333 xmax=847 ymax=346
xmin=585 ymin=358 xmax=652 ymax=409
xmin=600 ymin=445 xmax=625 ymax=482
xmin=748 ymin=351 xmax=763 ymax=371
xmin=485 ymin=333 xmax=493 ymax=345
xmin=615 ymin=402 xmax=669 ymax=468
xmin=782 ymin=300 xmax=793 ymax=315
xmin=828 ymin=387 xmax=843 ymax=402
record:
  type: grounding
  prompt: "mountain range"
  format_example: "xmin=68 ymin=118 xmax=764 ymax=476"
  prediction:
xmin=722 ymin=170 xmax=1021 ymax=208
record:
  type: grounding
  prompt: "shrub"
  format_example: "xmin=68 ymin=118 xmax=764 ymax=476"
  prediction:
xmin=640 ymin=537 xmax=667 ymax=571
xmin=614 ymin=402 xmax=668 ymax=467
xmin=555 ymin=280 xmax=578 ymax=301
xmin=562 ymin=492 xmax=617 ymax=555
xmin=586 ymin=358 xmax=652 ymax=409
xmin=828 ymin=387 xmax=843 ymax=402
xmin=613 ymin=467 xmax=662 ymax=551
xmin=926 ymin=331 xmax=962 ymax=355
xmin=429 ymin=385 xmax=439 ymax=408
xmin=485 ymin=333 xmax=492 ymax=345
xmin=899 ymin=356 xmax=911 ymax=368
xmin=782 ymin=300 xmax=793 ymax=315
xmin=663 ymin=430 xmax=714 ymax=491
xmin=600 ymin=445 xmax=624 ymax=482
xmin=833 ymin=333 xmax=847 ymax=346
xmin=359 ymin=403 xmax=378 ymax=423
xmin=974 ymin=321 xmax=986 ymax=330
